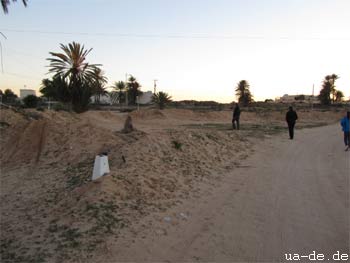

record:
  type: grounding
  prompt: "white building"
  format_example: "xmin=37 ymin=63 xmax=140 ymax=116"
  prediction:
xmin=20 ymin=89 xmax=36 ymax=99
xmin=91 ymin=90 xmax=153 ymax=105
xmin=275 ymin=94 xmax=319 ymax=103
xmin=138 ymin=91 xmax=153 ymax=104
xmin=92 ymin=94 xmax=111 ymax=104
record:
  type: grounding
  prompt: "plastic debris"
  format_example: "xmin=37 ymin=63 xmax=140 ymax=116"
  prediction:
xmin=163 ymin=216 xmax=171 ymax=222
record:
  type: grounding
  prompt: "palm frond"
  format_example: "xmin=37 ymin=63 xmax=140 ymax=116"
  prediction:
xmin=2 ymin=0 xmax=27 ymax=14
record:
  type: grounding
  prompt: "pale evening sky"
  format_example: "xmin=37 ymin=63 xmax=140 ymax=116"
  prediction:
xmin=0 ymin=0 xmax=349 ymax=102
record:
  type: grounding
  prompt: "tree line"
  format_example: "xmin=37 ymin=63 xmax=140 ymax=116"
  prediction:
xmin=1 ymin=41 xmax=172 ymax=111
xmin=1 ymin=1 xmax=347 ymax=107
xmin=318 ymin=74 xmax=344 ymax=105
xmin=0 ymin=41 xmax=346 ymax=111
xmin=235 ymin=74 xmax=345 ymax=106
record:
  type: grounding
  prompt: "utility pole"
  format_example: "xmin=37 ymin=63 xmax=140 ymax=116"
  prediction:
xmin=0 ymin=32 xmax=7 ymax=73
xmin=153 ymin=79 xmax=158 ymax=94
xmin=311 ymin=84 xmax=314 ymax=111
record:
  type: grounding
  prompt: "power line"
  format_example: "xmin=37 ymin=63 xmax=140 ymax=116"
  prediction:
xmin=5 ymin=47 xmax=45 ymax=61
xmin=1 ymin=28 xmax=349 ymax=41
xmin=2 ymin=71 xmax=42 ymax=81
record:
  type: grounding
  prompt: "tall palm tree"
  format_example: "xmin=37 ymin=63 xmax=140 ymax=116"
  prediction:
xmin=320 ymin=74 xmax=339 ymax=104
xmin=235 ymin=80 xmax=253 ymax=106
xmin=127 ymin=75 xmax=142 ymax=105
xmin=47 ymin=42 xmax=99 ymax=84
xmin=1 ymin=0 xmax=27 ymax=13
xmin=335 ymin=90 xmax=344 ymax=103
xmin=319 ymin=75 xmax=332 ymax=105
xmin=329 ymin=74 xmax=339 ymax=103
xmin=47 ymin=42 xmax=100 ymax=112
xmin=111 ymin=81 xmax=126 ymax=104
xmin=91 ymin=68 xmax=108 ymax=104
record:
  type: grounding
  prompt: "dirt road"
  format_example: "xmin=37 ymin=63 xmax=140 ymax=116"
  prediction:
xmin=102 ymin=124 xmax=349 ymax=262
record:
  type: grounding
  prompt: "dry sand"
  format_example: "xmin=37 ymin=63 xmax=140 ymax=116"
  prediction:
xmin=103 ymin=124 xmax=349 ymax=262
xmin=0 ymin=107 xmax=348 ymax=262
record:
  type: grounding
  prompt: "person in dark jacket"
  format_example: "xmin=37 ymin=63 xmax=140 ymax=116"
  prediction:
xmin=340 ymin=111 xmax=350 ymax=151
xmin=286 ymin=106 xmax=298 ymax=139
xmin=232 ymin=103 xmax=241 ymax=130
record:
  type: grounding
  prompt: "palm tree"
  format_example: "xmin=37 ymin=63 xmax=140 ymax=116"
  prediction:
xmin=235 ymin=80 xmax=253 ymax=106
xmin=91 ymin=68 xmax=108 ymax=104
xmin=40 ymin=79 xmax=53 ymax=97
xmin=329 ymin=74 xmax=339 ymax=103
xmin=2 ymin=0 xmax=27 ymax=13
xmin=127 ymin=75 xmax=142 ymax=105
xmin=319 ymin=76 xmax=332 ymax=105
xmin=318 ymin=74 xmax=339 ymax=105
xmin=47 ymin=42 xmax=100 ymax=112
xmin=40 ymin=77 xmax=71 ymax=103
xmin=152 ymin=91 xmax=172 ymax=110
xmin=111 ymin=81 xmax=126 ymax=104
xmin=335 ymin=90 xmax=344 ymax=103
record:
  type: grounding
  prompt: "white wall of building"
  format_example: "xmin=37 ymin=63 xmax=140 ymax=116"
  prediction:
xmin=138 ymin=91 xmax=153 ymax=104
xmin=275 ymin=94 xmax=319 ymax=103
xmin=91 ymin=90 xmax=153 ymax=105
xmin=20 ymin=89 xmax=36 ymax=100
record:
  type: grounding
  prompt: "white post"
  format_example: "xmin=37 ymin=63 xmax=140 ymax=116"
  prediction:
xmin=92 ymin=154 xmax=110 ymax=181
xmin=125 ymin=73 xmax=129 ymax=107
xmin=154 ymin=79 xmax=158 ymax=94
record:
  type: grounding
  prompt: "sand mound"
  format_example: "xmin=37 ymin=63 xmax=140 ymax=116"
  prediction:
xmin=81 ymin=110 xmax=124 ymax=121
xmin=130 ymin=109 xmax=166 ymax=120
xmin=130 ymin=108 xmax=231 ymax=123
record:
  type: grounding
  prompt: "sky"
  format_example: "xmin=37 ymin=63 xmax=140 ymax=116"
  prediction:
xmin=0 ymin=0 xmax=349 ymax=102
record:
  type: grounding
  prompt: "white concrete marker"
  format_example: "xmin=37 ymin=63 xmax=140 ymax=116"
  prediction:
xmin=92 ymin=154 xmax=110 ymax=181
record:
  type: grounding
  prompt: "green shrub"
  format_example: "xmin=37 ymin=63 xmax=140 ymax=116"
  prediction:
xmin=172 ymin=140 xmax=182 ymax=150
xmin=152 ymin=91 xmax=172 ymax=110
xmin=36 ymin=107 xmax=45 ymax=112
xmin=23 ymin=95 xmax=39 ymax=108
xmin=53 ymin=102 xmax=70 ymax=111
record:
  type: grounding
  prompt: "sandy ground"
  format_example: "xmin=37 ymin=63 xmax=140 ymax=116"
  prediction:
xmin=0 ymin=107 xmax=348 ymax=262
xmin=96 ymin=124 xmax=350 ymax=262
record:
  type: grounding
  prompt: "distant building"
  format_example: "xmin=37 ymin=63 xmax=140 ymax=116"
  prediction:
xmin=138 ymin=91 xmax=153 ymax=104
xmin=91 ymin=94 xmax=111 ymax=104
xmin=20 ymin=89 xmax=36 ymax=99
xmin=91 ymin=90 xmax=154 ymax=105
xmin=275 ymin=94 xmax=319 ymax=104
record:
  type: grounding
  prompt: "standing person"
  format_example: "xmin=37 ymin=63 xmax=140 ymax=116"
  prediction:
xmin=286 ymin=106 xmax=298 ymax=139
xmin=232 ymin=103 xmax=241 ymax=130
xmin=340 ymin=111 xmax=350 ymax=151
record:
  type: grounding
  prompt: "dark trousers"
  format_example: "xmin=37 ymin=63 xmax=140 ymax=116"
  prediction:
xmin=287 ymin=122 xmax=295 ymax=139
xmin=344 ymin=131 xmax=350 ymax=146
xmin=232 ymin=118 xmax=240 ymax=130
